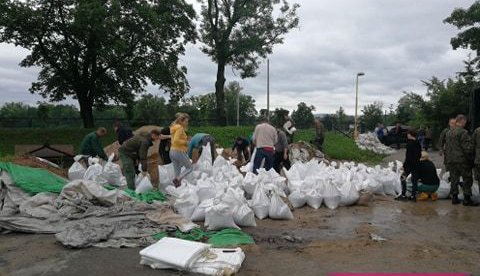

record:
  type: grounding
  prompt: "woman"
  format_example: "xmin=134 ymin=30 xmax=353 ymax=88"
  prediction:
xmin=169 ymin=113 xmax=193 ymax=187
xmin=416 ymin=151 xmax=440 ymax=201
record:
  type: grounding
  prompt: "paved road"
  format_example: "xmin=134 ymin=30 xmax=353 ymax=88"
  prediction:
xmin=382 ymin=149 xmax=445 ymax=171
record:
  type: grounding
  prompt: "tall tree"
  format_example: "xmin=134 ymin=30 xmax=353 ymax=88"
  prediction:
xmin=224 ymin=81 xmax=258 ymax=125
xmin=445 ymin=1 xmax=480 ymax=56
xmin=334 ymin=106 xmax=348 ymax=130
xmin=0 ymin=0 xmax=196 ymax=127
xmin=198 ymin=0 xmax=300 ymax=125
xmin=292 ymin=102 xmax=315 ymax=129
xmin=361 ymin=101 xmax=383 ymax=131
xmin=270 ymin=108 xmax=289 ymax=128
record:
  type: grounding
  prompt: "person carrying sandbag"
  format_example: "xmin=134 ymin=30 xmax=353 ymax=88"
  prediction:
xmin=79 ymin=127 xmax=108 ymax=161
xmin=119 ymin=129 xmax=161 ymax=189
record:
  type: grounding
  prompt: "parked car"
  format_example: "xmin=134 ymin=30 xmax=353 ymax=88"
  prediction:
xmin=383 ymin=125 xmax=411 ymax=148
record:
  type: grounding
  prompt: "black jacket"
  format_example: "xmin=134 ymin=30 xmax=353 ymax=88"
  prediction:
xmin=417 ymin=160 xmax=440 ymax=186
xmin=404 ymin=139 xmax=421 ymax=170
xmin=117 ymin=127 xmax=134 ymax=145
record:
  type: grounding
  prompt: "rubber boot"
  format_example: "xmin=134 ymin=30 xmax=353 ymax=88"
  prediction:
xmin=452 ymin=195 xmax=461 ymax=205
xmin=463 ymin=195 xmax=479 ymax=207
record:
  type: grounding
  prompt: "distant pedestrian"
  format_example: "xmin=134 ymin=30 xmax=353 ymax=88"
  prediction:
xmin=283 ymin=112 xmax=296 ymax=144
xmin=376 ymin=123 xmax=385 ymax=144
xmin=274 ymin=128 xmax=291 ymax=173
xmin=445 ymin=114 xmax=477 ymax=206
xmin=79 ymin=127 xmax=108 ymax=161
xmin=395 ymin=130 xmax=422 ymax=201
xmin=119 ymin=129 xmax=160 ymax=189
xmin=159 ymin=126 xmax=172 ymax=164
xmin=312 ymin=118 xmax=325 ymax=151
xmin=424 ymin=126 xmax=432 ymax=151
xmin=418 ymin=127 xmax=426 ymax=150
xmin=113 ymin=121 xmax=133 ymax=145
xmin=252 ymin=117 xmax=278 ymax=174
xmin=188 ymin=133 xmax=216 ymax=164
xmin=169 ymin=113 xmax=193 ymax=187
xmin=232 ymin=136 xmax=251 ymax=163
xmin=416 ymin=151 xmax=440 ymax=201
xmin=393 ymin=122 xmax=403 ymax=149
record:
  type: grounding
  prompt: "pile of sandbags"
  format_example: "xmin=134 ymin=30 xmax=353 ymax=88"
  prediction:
xmin=68 ymin=155 xmax=128 ymax=189
xmin=356 ymin=132 xmax=396 ymax=155
xmin=283 ymin=160 xmax=402 ymax=210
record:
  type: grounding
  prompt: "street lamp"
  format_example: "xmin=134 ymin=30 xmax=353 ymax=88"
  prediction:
xmin=267 ymin=59 xmax=270 ymax=120
xmin=354 ymin=72 xmax=365 ymax=139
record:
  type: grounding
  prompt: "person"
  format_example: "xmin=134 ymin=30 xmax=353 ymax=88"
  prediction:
xmin=417 ymin=127 xmax=426 ymax=150
xmin=438 ymin=117 xmax=456 ymax=179
xmin=188 ymin=133 xmax=216 ymax=164
xmin=119 ymin=129 xmax=160 ymax=189
xmin=395 ymin=130 xmax=422 ymax=201
xmin=416 ymin=151 xmax=440 ymax=201
xmin=169 ymin=113 xmax=193 ymax=187
xmin=393 ymin=123 xmax=403 ymax=149
xmin=473 ymin=126 xmax=480 ymax=187
xmin=232 ymin=136 xmax=250 ymax=163
xmin=312 ymin=118 xmax=325 ymax=151
xmin=79 ymin=127 xmax=108 ymax=160
xmin=159 ymin=126 xmax=172 ymax=164
xmin=283 ymin=112 xmax=296 ymax=144
xmin=252 ymin=117 xmax=278 ymax=174
xmin=445 ymin=114 xmax=477 ymax=206
xmin=273 ymin=127 xmax=291 ymax=173
xmin=376 ymin=123 xmax=385 ymax=144
xmin=113 ymin=121 xmax=133 ymax=145
xmin=424 ymin=126 xmax=432 ymax=151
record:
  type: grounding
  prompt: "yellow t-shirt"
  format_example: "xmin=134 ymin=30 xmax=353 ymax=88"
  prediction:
xmin=170 ymin=124 xmax=188 ymax=152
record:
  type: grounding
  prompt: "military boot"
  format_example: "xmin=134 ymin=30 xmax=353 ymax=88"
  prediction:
xmin=452 ymin=195 xmax=461 ymax=205
xmin=463 ymin=195 xmax=479 ymax=207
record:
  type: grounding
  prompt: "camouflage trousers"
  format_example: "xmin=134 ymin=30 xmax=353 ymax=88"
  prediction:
xmin=449 ymin=163 xmax=473 ymax=197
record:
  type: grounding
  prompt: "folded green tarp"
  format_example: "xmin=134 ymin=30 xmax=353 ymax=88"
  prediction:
xmin=153 ymin=228 xmax=255 ymax=248
xmin=0 ymin=162 xmax=67 ymax=195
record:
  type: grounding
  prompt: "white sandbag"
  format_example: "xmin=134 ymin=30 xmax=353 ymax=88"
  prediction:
xmin=102 ymin=154 xmax=123 ymax=186
xmin=197 ymin=179 xmax=216 ymax=202
xmin=197 ymin=142 xmax=213 ymax=175
xmin=339 ymin=181 xmax=360 ymax=206
xmin=288 ymin=190 xmax=307 ymax=208
xmin=269 ymin=192 xmax=293 ymax=220
xmin=190 ymin=247 xmax=245 ymax=276
xmin=243 ymin=172 xmax=257 ymax=195
xmin=249 ymin=184 xmax=270 ymax=220
xmin=158 ymin=164 xmax=175 ymax=188
xmin=83 ymin=163 xmax=103 ymax=181
xmin=174 ymin=193 xmax=200 ymax=219
xmin=240 ymin=149 xmax=256 ymax=173
xmin=191 ymin=199 xmax=214 ymax=222
xmin=135 ymin=176 xmax=153 ymax=194
xmin=233 ymin=204 xmax=257 ymax=227
xmin=68 ymin=155 xmax=86 ymax=180
xmin=323 ymin=183 xmax=341 ymax=210
xmin=205 ymin=203 xmax=239 ymax=231
xmin=306 ymin=188 xmax=323 ymax=209
xmin=437 ymin=180 xmax=450 ymax=199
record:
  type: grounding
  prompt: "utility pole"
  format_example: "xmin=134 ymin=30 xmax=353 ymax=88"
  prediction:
xmin=236 ymin=87 xmax=240 ymax=126
xmin=267 ymin=59 xmax=270 ymax=120
xmin=354 ymin=72 xmax=365 ymax=139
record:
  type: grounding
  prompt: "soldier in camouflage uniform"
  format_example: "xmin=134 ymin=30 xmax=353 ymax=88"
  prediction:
xmin=438 ymin=117 xmax=456 ymax=174
xmin=473 ymin=126 xmax=480 ymax=184
xmin=444 ymin=115 xmax=478 ymax=206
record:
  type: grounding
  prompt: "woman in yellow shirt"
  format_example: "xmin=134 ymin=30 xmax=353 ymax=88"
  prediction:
xmin=169 ymin=113 xmax=192 ymax=187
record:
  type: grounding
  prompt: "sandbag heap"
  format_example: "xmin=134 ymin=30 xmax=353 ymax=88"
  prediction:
xmin=283 ymin=160 xmax=403 ymax=209
xmin=356 ymin=132 xmax=396 ymax=155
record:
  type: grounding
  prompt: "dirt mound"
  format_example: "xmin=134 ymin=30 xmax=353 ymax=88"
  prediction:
xmin=12 ymin=156 xmax=67 ymax=178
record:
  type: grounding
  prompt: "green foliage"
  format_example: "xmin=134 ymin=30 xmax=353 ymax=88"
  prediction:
xmin=0 ymin=0 xmax=196 ymax=127
xmin=0 ymin=102 xmax=36 ymax=118
xmin=292 ymin=102 xmax=315 ymax=129
xmin=333 ymin=106 xmax=350 ymax=131
xmin=270 ymin=108 xmax=290 ymax=128
xmin=198 ymin=0 xmax=300 ymax=125
xmin=395 ymin=92 xmax=426 ymax=124
xmin=444 ymin=1 xmax=480 ymax=55
xmin=225 ymin=81 xmax=258 ymax=125
xmin=133 ymin=95 xmax=168 ymax=125
xmin=361 ymin=101 xmax=384 ymax=131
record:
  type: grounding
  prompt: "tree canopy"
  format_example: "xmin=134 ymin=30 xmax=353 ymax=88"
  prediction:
xmin=0 ymin=0 xmax=196 ymax=127
xmin=292 ymin=102 xmax=315 ymax=129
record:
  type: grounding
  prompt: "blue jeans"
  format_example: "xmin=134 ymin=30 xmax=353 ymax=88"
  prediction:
xmin=253 ymin=148 xmax=274 ymax=174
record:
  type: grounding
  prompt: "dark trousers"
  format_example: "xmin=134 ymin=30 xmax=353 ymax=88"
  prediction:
xmin=401 ymin=166 xmax=419 ymax=196
xmin=236 ymin=146 xmax=250 ymax=162
xmin=311 ymin=137 xmax=324 ymax=152
xmin=273 ymin=151 xmax=291 ymax=174
xmin=253 ymin=148 xmax=274 ymax=174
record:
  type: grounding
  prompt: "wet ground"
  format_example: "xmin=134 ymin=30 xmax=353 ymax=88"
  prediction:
xmin=1 ymin=150 xmax=480 ymax=275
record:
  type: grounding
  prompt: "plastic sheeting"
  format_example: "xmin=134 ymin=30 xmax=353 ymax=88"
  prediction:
xmin=356 ymin=132 xmax=396 ymax=155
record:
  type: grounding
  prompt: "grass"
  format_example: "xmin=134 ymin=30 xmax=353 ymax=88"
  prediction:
xmin=0 ymin=126 xmax=385 ymax=164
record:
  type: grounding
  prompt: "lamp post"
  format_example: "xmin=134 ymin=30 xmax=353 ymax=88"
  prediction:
xmin=236 ymin=87 xmax=240 ymax=126
xmin=267 ymin=59 xmax=270 ymax=120
xmin=354 ymin=72 xmax=365 ymax=139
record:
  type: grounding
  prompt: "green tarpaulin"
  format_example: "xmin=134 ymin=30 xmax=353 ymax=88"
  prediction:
xmin=0 ymin=162 xmax=67 ymax=195
xmin=153 ymin=228 xmax=255 ymax=248
xmin=104 ymin=185 xmax=167 ymax=203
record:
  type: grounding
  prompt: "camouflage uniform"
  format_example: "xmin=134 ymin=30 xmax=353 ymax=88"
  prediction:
xmin=473 ymin=127 xmax=480 ymax=182
xmin=444 ymin=126 xmax=474 ymax=196
xmin=438 ymin=127 xmax=450 ymax=172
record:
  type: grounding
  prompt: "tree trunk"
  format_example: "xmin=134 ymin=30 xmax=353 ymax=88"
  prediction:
xmin=78 ymin=93 xmax=95 ymax=128
xmin=215 ymin=60 xmax=227 ymax=126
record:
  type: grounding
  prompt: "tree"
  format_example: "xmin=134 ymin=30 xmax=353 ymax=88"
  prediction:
xmin=0 ymin=0 xmax=196 ymax=127
xmin=133 ymin=95 xmax=168 ymax=126
xmin=270 ymin=108 xmax=290 ymax=128
xmin=444 ymin=2 xmax=480 ymax=56
xmin=198 ymin=0 xmax=299 ymax=125
xmin=334 ymin=106 xmax=348 ymax=131
xmin=224 ymin=81 xmax=257 ymax=125
xmin=396 ymin=92 xmax=426 ymax=124
xmin=361 ymin=101 xmax=383 ymax=131
xmin=291 ymin=102 xmax=315 ymax=129
xmin=0 ymin=102 xmax=36 ymax=118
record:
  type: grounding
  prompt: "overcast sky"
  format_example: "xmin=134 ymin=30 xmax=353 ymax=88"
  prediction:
xmin=0 ymin=0 xmax=474 ymax=115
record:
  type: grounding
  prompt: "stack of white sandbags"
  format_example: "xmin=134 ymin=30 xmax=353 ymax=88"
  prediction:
xmin=283 ymin=160 xmax=402 ymax=210
xmin=68 ymin=155 xmax=126 ymax=188
xmin=356 ymin=132 xmax=396 ymax=155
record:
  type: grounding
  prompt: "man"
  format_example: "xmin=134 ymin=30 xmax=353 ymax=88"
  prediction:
xmin=474 ymin=126 xmax=480 ymax=187
xmin=438 ymin=117 xmax=457 ymax=172
xmin=119 ymin=129 xmax=160 ymax=189
xmin=79 ymin=127 xmax=108 ymax=160
xmin=274 ymin=128 xmax=291 ymax=173
xmin=445 ymin=114 xmax=477 ymax=206
xmin=376 ymin=123 xmax=385 ymax=144
xmin=113 ymin=121 xmax=133 ymax=145
xmin=232 ymin=136 xmax=250 ymax=163
xmin=252 ymin=117 xmax=278 ymax=174
xmin=159 ymin=126 xmax=172 ymax=164
xmin=283 ymin=112 xmax=296 ymax=144
xmin=187 ymin=133 xmax=216 ymax=164
xmin=312 ymin=118 xmax=326 ymax=151
xmin=393 ymin=122 xmax=403 ymax=149
xmin=395 ymin=130 xmax=422 ymax=201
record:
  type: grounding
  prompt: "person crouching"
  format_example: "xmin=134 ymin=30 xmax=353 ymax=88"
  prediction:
xmin=416 ymin=151 xmax=440 ymax=201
